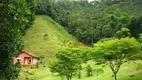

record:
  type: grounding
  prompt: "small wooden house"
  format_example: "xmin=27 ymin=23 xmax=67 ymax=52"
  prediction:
xmin=14 ymin=52 xmax=39 ymax=65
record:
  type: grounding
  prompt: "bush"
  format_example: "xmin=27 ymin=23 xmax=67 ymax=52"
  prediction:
xmin=44 ymin=33 xmax=48 ymax=37
xmin=85 ymin=64 xmax=93 ymax=77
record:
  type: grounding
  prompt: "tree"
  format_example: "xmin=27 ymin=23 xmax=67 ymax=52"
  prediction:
xmin=22 ymin=0 xmax=36 ymax=35
xmin=85 ymin=64 xmax=93 ymax=77
xmin=138 ymin=33 xmax=142 ymax=46
xmin=93 ymin=37 xmax=140 ymax=80
xmin=49 ymin=46 xmax=82 ymax=80
xmin=0 ymin=0 xmax=36 ymax=79
xmin=106 ymin=9 xmax=131 ymax=38
xmin=36 ymin=0 xmax=53 ymax=16
xmin=129 ymin=16 xmax=142 ymax=38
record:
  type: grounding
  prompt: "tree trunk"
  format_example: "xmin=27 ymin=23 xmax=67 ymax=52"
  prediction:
xmin=66 ymin=75 xmax=72 ymax=80
xmin=78 ymin=71 xmax=81 ymax=79
xmin=114 ymin=73 xmax=117 ymax=80
xmin=70 ymin=73 xmax=72 ymax=80
xmin=66 ymin=76 xmax=69 ymax=80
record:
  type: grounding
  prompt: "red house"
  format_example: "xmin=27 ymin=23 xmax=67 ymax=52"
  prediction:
xmin=14 ymin=52 xmax=39 ymax=65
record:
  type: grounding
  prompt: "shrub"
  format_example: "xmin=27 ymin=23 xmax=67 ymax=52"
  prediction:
xmin=44 ymin=33 xmax=48 ymax=37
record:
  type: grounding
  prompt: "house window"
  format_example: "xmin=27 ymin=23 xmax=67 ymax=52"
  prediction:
xmin=16 ymin=58 xmax=21 ymax=62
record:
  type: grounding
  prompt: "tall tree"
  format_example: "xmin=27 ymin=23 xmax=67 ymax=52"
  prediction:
xmin=49 ymin=46 xmax=82 ymax=80
xmin=106 ymin=9 xmax=131 ymax=38
xmin=93 ymin=37 xmax=140 ymax=80
xmin=0 ymin=0 xmax=36 ymax=79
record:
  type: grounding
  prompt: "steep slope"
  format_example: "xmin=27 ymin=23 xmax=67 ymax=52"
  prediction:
xmin=23 ymin=15 xmax=77 ymax=59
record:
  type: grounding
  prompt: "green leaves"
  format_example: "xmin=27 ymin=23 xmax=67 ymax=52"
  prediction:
xmin=49 ymin=46 xmax=82 ymax=80
xmin=49 ymin=37 xmax=141 ymax=80
xmin=0 ymin=0 xmax=36 ymax=79
xmin=35 ymin=0 xmax=142 ymax=43
xmin=93 ymin=37 xmax=140 ymax=60
xmin=92 ymin=37 xmax=141 ymax=80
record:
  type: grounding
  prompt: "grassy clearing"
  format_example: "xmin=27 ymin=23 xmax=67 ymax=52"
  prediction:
xmin=23 ymin=15 xmax=76 ymax=59
xmin=17 ymin=60 xmax=142 ymax=80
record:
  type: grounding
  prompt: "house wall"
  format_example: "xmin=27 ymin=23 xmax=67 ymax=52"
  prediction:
xmin=33 ymin=58 xmax=38 ymax=64
xmin=14 ymin=52 xmax=33 ymax=65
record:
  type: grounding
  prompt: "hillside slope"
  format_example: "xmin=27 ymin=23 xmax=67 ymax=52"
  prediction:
xmin=23 ymin=15 xmax=77 ymax=58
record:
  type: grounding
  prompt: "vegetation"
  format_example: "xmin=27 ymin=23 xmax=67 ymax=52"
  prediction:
xmin=18 ymin=60 xmax=142 ymax=80
xmin=0 ymin=0 xmax=36 ymax=79
xmin=19 ymin=15 xmax=142 ymax=80
xmin=49 ymin=46 xmax=81 ymax=80
xmin=22 ymin=0 xmax=142 ymax=79
xmin=93 ymin=37 xmax=141 ymax=80
xmin=23 ymin=15 xmax=76 ymax=59
xmin=85 ymin=64 xmax=93 ymax=77
xmin=48 ymin=37 xmax=141 ymax=80
xmin=35 ymin=0 xmax=142 ymax=43
xmin=1 ymin=0 xmax=142 ymax=80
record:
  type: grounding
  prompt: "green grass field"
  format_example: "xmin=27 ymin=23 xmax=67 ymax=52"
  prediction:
xmin=17 ymin=60 xmax=142 ymax=80
xmin=18 ymin=15 xmax=142 ymax=80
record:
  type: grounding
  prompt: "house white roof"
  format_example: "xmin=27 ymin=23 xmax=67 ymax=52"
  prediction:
xmin=23 ymin=52 xmax=39 ymax=58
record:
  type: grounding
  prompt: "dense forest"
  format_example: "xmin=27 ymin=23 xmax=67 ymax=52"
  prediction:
xmin=36 ymin=0 xmax=142 ymax=43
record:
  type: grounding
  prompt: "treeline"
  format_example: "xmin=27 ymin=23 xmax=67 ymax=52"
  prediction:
xmin=36 ymin=0 xmax=142 ymax=43
xmin=0 ymin=0 xmax=36 ymax=79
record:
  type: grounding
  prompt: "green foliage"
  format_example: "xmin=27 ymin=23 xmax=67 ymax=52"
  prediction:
xmin=14 ymin=61 xmax=22 ymax=78
xmin=43 ymin=33 xmax=48 ymax=37
xmin=93 ymin=37 xmax=141 ymax=80
xmin=22 ymin=0 xmax=36 ymax=35
xmin=79 ymin=46 xmax=93 ymax=62
xmin=85 ymin=64 xmax=93 ymax=77
xmin=115 ymin=27 xmax=130 ymax=38
xmin=49 ymin=46 xmax=82 ymax=80
xmin=129 ymin=16 xmax=142 ymax=38
xmin=94 ymin=37 xmax=140 ymax=60
xmin=106 ymin=9 xmax=132 ymax=38
xmin=23 ymin=16 xmax=77 ymax=59
xmin=0 ymin=0 xmax=36 ymax=79
xmin=36 ymin=0 xmax=52 ymax=15
xmin=48 ymin=37 xmax=141 ymax=80
xmin=138 ymin=33 xmax=142 ymax=46
xmin=94 ymin=68 xmax=104 ymax=76
xmin=35 ymin=0 xmax=142 ymax=43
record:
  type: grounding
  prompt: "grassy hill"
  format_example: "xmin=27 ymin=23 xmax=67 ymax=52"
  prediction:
xmin=23 ymin=15 xmax=77 ymax=59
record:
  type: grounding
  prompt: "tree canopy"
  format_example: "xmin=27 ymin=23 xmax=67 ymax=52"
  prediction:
xmin=93 ymin=37 xmax=141 ymax=80
xmin=49 ymin=46 xmax=82 ymax=80
xmin=35 ymin=0 xmax=142 ymax=43
xmin=0 ymin=0 xmax=36 ymax=79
